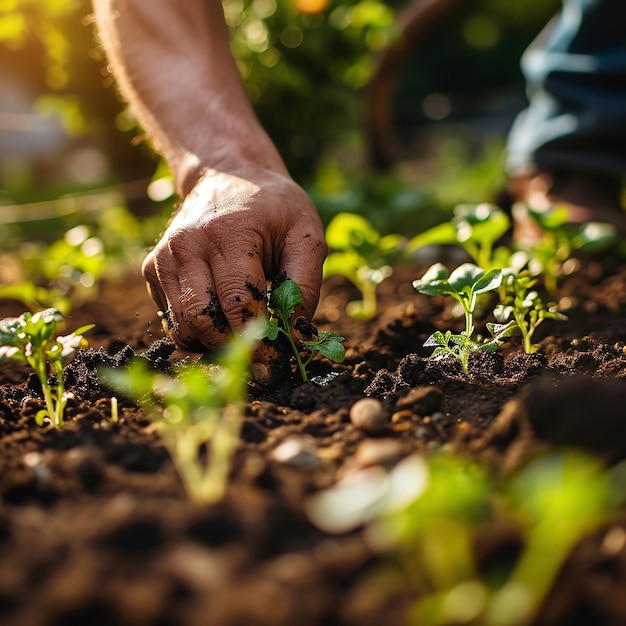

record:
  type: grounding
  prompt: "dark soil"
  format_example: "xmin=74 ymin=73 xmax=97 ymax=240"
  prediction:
xmin=2 ymin=259 xmax=626 ymax=626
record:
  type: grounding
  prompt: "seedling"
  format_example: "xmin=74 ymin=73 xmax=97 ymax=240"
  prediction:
xmin=493 ymin=270 xmax=567 ymax=354
xmin=1 ymin=225 xmax=107 ymax=315
xmin=408 ymin=203 xmax=511 ymax=270
xmin=101 ymin=323 xmax=260 ymax=504
xmin=323 ymin=212 xmax=407 ymax=319
xmin=512 ymin=202 xmax=618 ymax=291
xmin=413 ymin=263 xmax=503 ymax=373
xmin=307 ymin=450 xmax=620 ymax=626
xmin=262 ymin=279 xmax=345 ymax=382
xmin=0 ymin=281 xmax=71 ymax=316
xmin=0 ymin=308 xmax=93 ymax=428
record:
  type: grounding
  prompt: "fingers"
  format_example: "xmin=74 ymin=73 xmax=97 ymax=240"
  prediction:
xmin=278 ymin=221 xmax=328 ymax=320
xmin=143 ymin=231 xmax=268 ymax=350
xmin=140 ymin=169 xmax=327 ymax=352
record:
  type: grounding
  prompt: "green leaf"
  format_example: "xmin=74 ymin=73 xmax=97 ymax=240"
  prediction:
xmin=447 ymin=263 xmax=485 ymax=292
xmin=323 ymin=250 xmax=362 ymax=283
xmin=454 ymin=204 xmax=510 ymax=243
xmin=486 ymin=321 xmax=519 ymax=341
xmin=424 ymin=330 xmax=447 ymax=348
xmin=472 ymin=268 xmax=503 ymax=294
xmin=256 ymin=315 xmax=280 ymax=342
xmin=316 ymin=340 xmax=345 ymax=363
xmin=408 ymin=222 xmax=457 ymax=251
xmin=73 ymin=323 xmax=95 ymax=336
xmin=412 ymin=263 xmax=452 ymax=296
xmin=571 ymin=222 xmax=618 ymax=252
xmin=325 ymin=212 xmax=380 ymax=250
xmin=480 ymin=340 xmax=500 ymax=353
xmin=304 ymin=331 xmax=346 ymax=363
xmin=269 ymin=279 xmax=304 ymax=325
xmin=35 ymin=409 xmax=48 ymax=426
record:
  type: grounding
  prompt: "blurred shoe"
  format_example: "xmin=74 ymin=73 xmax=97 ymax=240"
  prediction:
xmin=508 ymin=170 xmax=626 ymax=246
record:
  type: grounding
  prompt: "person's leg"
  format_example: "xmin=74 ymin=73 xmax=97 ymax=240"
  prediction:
xmin=506 ymin=0 xmax=626 ymax=237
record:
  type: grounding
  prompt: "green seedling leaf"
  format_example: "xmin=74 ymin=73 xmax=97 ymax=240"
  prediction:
xmin=455 ymin=203 xmax=510 ymax=241
xmin=323 ymin=212 xmax=407 ymax=319
xmin=264 ymin=279 xmax=346 ymax=382
xmin=411 ymin=263 xmax=452 ymax=296
xmin=270 ymin=279 xmax=304 ymax=323
xmin=523 ymin=204 xmax=570 ymax=231
xmin=0 ymin=308 xmax=92 ymax=428
xmin=409 ymin=204 xmax=511 ymax=269
xmin=497 ymin=270 xmax=567 ymax=353
xmin=408 ymin=222 xmax=457 ymax=251
xmin=100 ymin=324 xmax=259 ymax=504
xmin=304 ymin=330 xmax=346 ymax=363
xmin=486 ymin=321 xmax=519 ymax=341
xmin=424 ymin=330 xmax=448 ymax=348
xmin=571 ymin=222 xmax=618 ymax=252
xmin=325 ymin=212 xmax=380 ymax=251
xmin=415 ymin=263 xmax=504 ymax=372
xmin=472 ymin=268 xmax=503 ymax=294
xmin=447 ymin=263 xmax=502 ymax=294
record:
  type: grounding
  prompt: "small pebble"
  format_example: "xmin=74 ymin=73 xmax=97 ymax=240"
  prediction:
xmin=317 ymin=443 xmax=345 ymax=462
xmin=352 ymin=438 xmax=402 ymax=468
xmin=391 ymin=409 xmax=413 ymax=424
xmin=271 ymin=437 xmax=318 ymax=466
xmin=349 ymin=398 xmax=390 ymax=434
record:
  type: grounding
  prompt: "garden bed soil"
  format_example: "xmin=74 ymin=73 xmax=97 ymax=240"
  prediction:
xmin=2 ymin=259 xmax=626 ymax=626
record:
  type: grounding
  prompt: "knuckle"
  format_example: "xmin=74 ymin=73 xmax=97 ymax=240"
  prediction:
xmin=218 ymin=286 xmax=257 ymax=318
xmin=166 ymin=230 xmax=192 ymax=260
xmin=141 ymin=253 xmax=158 ymax=282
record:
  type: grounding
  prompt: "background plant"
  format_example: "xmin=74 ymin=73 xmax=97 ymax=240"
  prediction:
xmin=323 ymin=212 xmax=407 ymax=319
xmin=307 ymin=449 xmax=622 ymax=626
xmin=408 ymin=203 xmax=511 ymax=270
xmin=493 ymin=270 xmax=567 ymax=354
xmin=0 ymin=307 xmax=93 ymax=428
xmin=101 ymin=323 xmax=260 ymax=504
xmin=511 ymin=202 xmax=619 ymax=292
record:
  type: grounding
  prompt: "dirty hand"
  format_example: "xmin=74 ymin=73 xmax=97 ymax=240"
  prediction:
xmin=142 ymin=166 xmax=327 ymax=350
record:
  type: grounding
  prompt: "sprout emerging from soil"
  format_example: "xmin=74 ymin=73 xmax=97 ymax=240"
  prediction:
xmin=323 ymin=212 xmax=407 ymax=319
xmin=260 ymin=279 xmax=345 ymax=382
xmin=409 ymin=203 xmax=511 ymax=270
xmin=494 ymin=270 xmax=568 ymax=354
xmin=413 ymin=263 xmax=503 ymax=373
xmin=101 ymin=322 xmax=260 ymax=504
xmin=0 ymin=308 xmax=93 ymax=428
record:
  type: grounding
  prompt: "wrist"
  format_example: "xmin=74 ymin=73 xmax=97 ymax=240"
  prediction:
xmin=173 ymin=134 xmax=288 ymax=198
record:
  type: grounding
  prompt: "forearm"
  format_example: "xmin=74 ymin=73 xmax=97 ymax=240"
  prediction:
xmin=92 ymin=0 xmax=286 ymax=195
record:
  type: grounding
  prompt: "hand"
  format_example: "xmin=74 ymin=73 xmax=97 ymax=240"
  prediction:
xmin=142 ymin=165 xmax=327 ymax=350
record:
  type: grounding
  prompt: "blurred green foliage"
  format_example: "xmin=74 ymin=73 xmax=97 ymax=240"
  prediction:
xmin=0 ymin=0 xmax=560 ymax=240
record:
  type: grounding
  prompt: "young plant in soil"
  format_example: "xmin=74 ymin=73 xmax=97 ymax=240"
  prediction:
xmin=408 ymin=203 xmax=511 ymax=270
xmin=323 ymin=212 xmax=407 ymax=319
xmin=413 ymin=263 xmax=503 ymax=373
xmin=0 ymin=308 xmax=93 ymax=428
xmin=101 ymin=322 xmax=260 ymax=504
xmin=512 ymin=202 xmax=618 ymax=291
xmin=0 ymin=224 xmax=108 ymax=315
xmin=261 ymin=278 xmax=345 ymax=382
xmin=307 ymin=450 xmax=620 ymax=626
xmin=493 ymin=270 xmax=568 ymax=354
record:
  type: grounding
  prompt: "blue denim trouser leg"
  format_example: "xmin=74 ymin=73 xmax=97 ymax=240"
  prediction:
xmin=506 ymin=0 xmax=626 ymax=180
